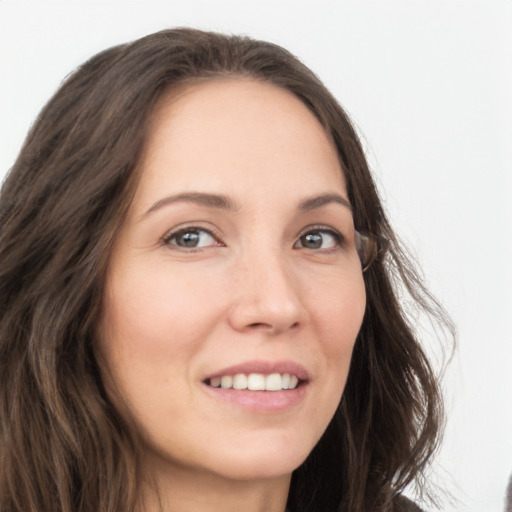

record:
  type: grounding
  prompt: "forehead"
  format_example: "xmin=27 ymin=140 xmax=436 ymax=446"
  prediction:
xmin=133 ymin=77 xmax=347 ymax=212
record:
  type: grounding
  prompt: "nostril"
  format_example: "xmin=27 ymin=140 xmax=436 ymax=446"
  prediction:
xmin=246 ymin=321 xmax=300 ymax=333
xmin=248 ymin=322 xmax=271 ymax=329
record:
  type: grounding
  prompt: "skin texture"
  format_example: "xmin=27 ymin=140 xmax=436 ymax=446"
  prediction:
xmin=97 ymin=78 xmax=367 ymax=512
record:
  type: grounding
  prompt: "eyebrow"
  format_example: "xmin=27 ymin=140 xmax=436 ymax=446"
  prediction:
xmin=141 ymin=191 xmax=352 ymax=221
xmin=141 ymin=192 xmax=239 ymax=220
xmin=298 ymin=193 xmax=352 ymax=212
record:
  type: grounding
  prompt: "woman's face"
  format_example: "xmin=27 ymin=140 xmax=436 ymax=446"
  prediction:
xmin=98 ymin=78 xmax=366 ymax=482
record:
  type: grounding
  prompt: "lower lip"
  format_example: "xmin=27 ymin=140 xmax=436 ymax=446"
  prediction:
xmin=202 ymin=383 xmax=308 ymax=412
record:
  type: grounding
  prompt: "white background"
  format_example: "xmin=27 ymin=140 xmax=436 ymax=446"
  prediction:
xmin=1 ymin=1 xmax=511 ymax=511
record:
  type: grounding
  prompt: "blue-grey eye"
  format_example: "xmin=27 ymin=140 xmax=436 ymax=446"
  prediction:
xmin=167 ymin=229 xmax=217 ymax=248
xmin=296 ymin=230 xmax=340 ymax=250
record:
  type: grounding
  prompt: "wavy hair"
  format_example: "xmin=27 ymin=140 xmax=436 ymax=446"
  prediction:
xmin=0 ymin=28 xmax=453 ymax=512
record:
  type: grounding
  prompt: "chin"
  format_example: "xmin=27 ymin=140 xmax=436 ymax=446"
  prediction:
xmin=201 ymin=436 xmax=314 ymax=482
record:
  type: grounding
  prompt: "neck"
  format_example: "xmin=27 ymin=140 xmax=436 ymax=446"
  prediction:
xmin=139 ymin=456 xmax=291 ymax=512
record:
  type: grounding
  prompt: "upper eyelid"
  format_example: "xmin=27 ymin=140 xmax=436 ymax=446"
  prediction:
xmin=162 ymin=224 xmax=222 ymax=243
xmin=296 ymin=224 xmax=345 ymax=238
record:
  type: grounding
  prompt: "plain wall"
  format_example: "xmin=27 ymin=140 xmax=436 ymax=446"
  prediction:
xmin=1 ymin=1 xmax=511 ymax=510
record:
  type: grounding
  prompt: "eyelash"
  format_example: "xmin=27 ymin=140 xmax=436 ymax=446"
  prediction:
xmin=162 ymin=225 xmax=224 ymax=252
xmin=162 ymin=225 xmax=345 ymax=252
xmin=295 ymin=225 xmax=344 ymax=252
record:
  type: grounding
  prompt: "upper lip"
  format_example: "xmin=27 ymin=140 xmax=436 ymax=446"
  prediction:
xmin=204 ymin=360 xmax=310 ymax=382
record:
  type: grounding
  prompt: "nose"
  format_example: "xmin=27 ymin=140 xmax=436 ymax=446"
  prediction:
xmin=228 ymin=249 xmax=305 ymax=336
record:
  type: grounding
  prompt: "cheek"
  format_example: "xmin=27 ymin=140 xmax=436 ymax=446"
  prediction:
xmin=96 ymin=265 xmax=219 ymax=407
xmin=315 ymin=268 xmax=366 ymax=347
xmin=310 ymin=270 xmax=366 ymax=397
xmin=103 ymin=263 xmax=219 ymax=350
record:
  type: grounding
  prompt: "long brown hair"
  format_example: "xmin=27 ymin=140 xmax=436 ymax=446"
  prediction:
xmin=0 ymin=28 xmax=454 ymax=512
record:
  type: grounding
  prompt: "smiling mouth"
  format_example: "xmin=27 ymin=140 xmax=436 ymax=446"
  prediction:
xmin=205 ymin=372 xmax=303 ymax=391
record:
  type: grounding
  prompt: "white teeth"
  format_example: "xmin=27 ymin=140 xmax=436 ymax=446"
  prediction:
xmin=233 ymin=373 xmax=248 ymax=390
xmin=209 ymin=372 xmax=301 ymax=391
xmin=265 ymin=373 xmax=282 ymax=391
xmin=248 ymin=373 xmax=266 ymax=390
xmin=220 ymin=375 xmax=232 ymax=389
xmin=210 ymin=376 xmax=221 ymax=388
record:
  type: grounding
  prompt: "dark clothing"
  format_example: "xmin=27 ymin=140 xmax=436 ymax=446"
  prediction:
xmin=394 ymin=494 xmax=424 ymax=511
xmin=506 ymin=474 xmax=512 ymax=512
xmin=289 ymin=494 xmax=423 ymax=511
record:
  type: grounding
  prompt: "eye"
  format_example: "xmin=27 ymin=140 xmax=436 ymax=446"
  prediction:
xmin=164 ymin=228 xmax=220 ymax=249
xmin=294 ymin=228 xmax=342 ymax=250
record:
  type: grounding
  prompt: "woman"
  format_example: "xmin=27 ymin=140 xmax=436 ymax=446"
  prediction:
xmin=0 ymin=28 xmax=453 ymax=512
